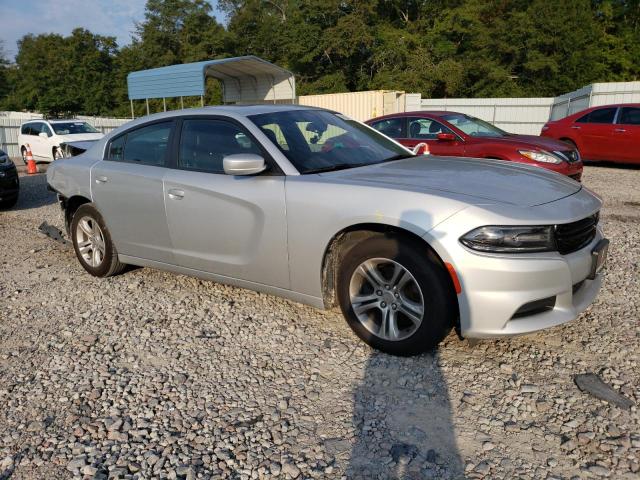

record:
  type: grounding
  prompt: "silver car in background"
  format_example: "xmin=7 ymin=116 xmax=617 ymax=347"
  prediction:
xmin=47 ymin=105 xmax=607 ymax=356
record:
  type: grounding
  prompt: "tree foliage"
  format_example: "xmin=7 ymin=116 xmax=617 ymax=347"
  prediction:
xmin=1 ymin=0 xmax=638 ymax=116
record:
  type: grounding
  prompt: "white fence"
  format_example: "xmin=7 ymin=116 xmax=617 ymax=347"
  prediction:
xmin=0 ymin=112 xmax=130 ymax=158
xmin=550 ymin=81 xmax=640 ymax=120
xmin=420 ymin=97 xmax=554 ymax=135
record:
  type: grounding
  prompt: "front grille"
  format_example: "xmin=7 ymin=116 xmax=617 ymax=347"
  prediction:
xmin=554 ymin=150 xmax=581 ymax=163
xmin=555 ymin=213 xmax=598 ymax=254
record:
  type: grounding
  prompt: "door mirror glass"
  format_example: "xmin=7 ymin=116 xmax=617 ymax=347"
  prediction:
xmin=223 ymin=153 xmax=266 ymax=176
xmin=437 ymin=132 xmax=456 ymax=141
xmin=39 ymin=132 xmax=48 ymax=139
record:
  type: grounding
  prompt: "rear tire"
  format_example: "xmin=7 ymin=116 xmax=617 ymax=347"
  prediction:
xmin=337 ymin=234 xmax=456 ymax=356
xmin=0 ymin=195 xmax=18 ymax=209
xmin=21 ymin=147 xmax=28 ymax=165
xmin=71 ymin=203 xmax=126 ymax=277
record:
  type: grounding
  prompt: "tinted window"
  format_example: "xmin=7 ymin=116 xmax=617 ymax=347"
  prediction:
xmin=618 ymin=107 xmax=640 ymax=125
xmin=107 ymin=122 xmax=172 ymax=166
xmin=407 ymin=118 xmax=455 ymax=139
xmin=578 ymin=108 xmax=617 ymax=124
xmin=178 ymin=119 xmax=261 ymax=173
xmin=41 ymin=123 xmax=53 ymax=137
xmin=24 ymin=122 xmax=41 ymax=135
xmin=370 ymin=118 xmax=405 ymax=138
xmin=108 ymin=135 xmax=125 ymax=161
xmin=250 ymin=110 xmax=410 ymax=174
xmin=21 ymin=124 xmax=31 ymax=135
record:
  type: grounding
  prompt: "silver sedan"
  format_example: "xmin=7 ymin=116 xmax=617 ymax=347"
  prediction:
xmin=47 ymin=105 xmax=608 ymax=356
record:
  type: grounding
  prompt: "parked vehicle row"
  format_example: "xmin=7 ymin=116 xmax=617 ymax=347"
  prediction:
xmin=47 ymin=105 xmax=607 ymax=356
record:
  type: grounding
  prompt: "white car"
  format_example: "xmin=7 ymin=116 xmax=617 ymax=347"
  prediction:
xmin=18 ymin=120 xmax=104 ymax=163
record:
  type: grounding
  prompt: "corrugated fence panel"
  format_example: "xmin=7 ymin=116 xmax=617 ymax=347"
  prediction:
xmin=420 ymin=98 xmax=554 ymax=135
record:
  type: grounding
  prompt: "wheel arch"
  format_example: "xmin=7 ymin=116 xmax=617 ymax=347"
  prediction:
xmin=321 ymin=223 xmax=460 ymax=325
xmin=63 ymin=195 xmax=92 ymax=233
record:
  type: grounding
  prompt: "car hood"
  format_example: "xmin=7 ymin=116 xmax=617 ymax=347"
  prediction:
xmin=495 ymin=134 xmax=571 ymax=152
xmin=322 ymin=156 xmax=581 ymax=207
xmin=57 ymin=133 xmax=104 ymax=142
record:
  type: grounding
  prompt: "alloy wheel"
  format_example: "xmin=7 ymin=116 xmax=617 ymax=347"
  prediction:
xmin=75 ymin=216 xmax=106 ymax=267
xmin=349 ymin=258 xmax=425 ymax=341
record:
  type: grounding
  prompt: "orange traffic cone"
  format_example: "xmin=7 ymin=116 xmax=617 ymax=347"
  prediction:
xmin=25 ymin=144 xmax=38 ymax=174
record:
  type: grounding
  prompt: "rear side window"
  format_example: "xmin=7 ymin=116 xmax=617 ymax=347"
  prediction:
xmin=21 ymin=124 xmax=31 ymax=135
xmin=107 ymin=122 xmax=172 ymax=166
xmin=618 ymin=107 xmax=640 ymax=125
xmin=178 ymin=119 xmax=261 ymax=174
xmin=22 ymin=123 xmax=40 ymax=135
xmin=576 ymin=108 xmax=617 ymax=124
xmin=370 ymin=118 xmax=406 ymax=138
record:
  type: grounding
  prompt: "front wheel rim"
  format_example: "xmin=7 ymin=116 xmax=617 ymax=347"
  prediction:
xmin=349 ymin=258 xmax=425 ymax=341
xmin=76 ymin=216 xmax=106 ymax=267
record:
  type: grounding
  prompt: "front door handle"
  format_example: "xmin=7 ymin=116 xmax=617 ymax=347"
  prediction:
xmin=95 ymin=176 xmax=108 ymax=184
xmin=614 ymin=128 xmax=626 ymax=133
xmin=168 ymin=189 xmax=185 ymax=200
xmin=571 ymin=126 xmax=581 ymax=130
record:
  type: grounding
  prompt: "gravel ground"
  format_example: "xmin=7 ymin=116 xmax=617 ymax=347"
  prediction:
xmin=0 ymin=164 xmax=638 ymax=480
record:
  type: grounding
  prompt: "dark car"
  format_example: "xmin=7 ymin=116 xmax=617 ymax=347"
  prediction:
xmin=541 ymin=104 xmax=640 ymax=164
xmin=367 ymin=111 xmax=583 ymax=181
xmin=0 ymin=149 xmax=19 ymax=208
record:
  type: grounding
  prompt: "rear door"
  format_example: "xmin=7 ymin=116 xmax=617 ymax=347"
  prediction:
xmin=573 ymin=107 xmax=617 ymax=160
xmin=368 ymin=117 xmax=408 ymax=146
xmin=614 ymin=106 xmax=640 ymax=164
xmin=406 ymin=117 xmax=465 ymax=156
xmin=163 ymin=117 xmax=289 ymax=288
xmin=91 ymin=120 xmax=175 ymax=263
xmin=27 ymin=122 xmax=46 ymax=159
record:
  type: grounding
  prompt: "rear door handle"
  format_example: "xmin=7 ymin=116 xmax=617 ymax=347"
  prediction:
xmin=614 ymin=128 xmax=626 ymax=133
xmin=168 ymin=188 xmax=185 ymax=200
xmin=571 ymin=126 xmax=581 ymax=130
xmin=95 ymin=176 xmax=108 ymax=184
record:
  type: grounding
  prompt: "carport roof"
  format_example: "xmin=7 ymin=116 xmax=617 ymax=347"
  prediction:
xmin=127 ymin=56 xmax=295 ymax=104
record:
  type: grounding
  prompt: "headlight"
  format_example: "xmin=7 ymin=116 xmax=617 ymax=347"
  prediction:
xmin=519 ymin=150 xmax=563 ymax=164
xmin=460 ymin=226 xmax=555 ymax=253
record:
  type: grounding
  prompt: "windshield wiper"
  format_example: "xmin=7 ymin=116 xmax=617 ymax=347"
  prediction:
xmin=304 ymin=163 xmax=371 ymax=174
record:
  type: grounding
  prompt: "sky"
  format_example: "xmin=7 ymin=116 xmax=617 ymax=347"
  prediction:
xmin=0 ymin=0 xmax=223 ymax=60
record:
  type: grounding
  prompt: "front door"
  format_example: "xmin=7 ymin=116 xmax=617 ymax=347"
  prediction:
xmin=614 ymin=106 xmax=640 ymax=164
xmin=163 ymin=117 xmax=290 ymax=288
xmin=91 ymin=120 xmax=175 ymax=264
xmin=574 ymin=107 xmax=617 ymax=161
xmin=405 ymin=117 xmax=466 ymax=156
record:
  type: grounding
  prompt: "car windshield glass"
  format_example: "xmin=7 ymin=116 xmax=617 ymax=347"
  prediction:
xmin=249 ymin=110 xmax=411 ymax=174
xmin=441 ymin=113 xmax=507 ymax=138
xmin=51 ymin=122 xmax=99 ymax=135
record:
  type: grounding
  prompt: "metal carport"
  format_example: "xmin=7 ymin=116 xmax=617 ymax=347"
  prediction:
xmin=127 ymin=56 xmax=296 ymax=117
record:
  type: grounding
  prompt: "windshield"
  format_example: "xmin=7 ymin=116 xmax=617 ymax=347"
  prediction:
xmin=441 ymin=113 xmax=507 ymax=138
xmin=249 ymin=110 xmax=411 ymax=174
xmin=51 ymin=122 xmax=99 ymax=135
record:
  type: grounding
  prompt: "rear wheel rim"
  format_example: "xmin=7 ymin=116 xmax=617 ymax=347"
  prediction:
xmin=76 ymin=216 xmax=106 ymax=267
xmin=349 ymin=258 xmax=424 ymax=341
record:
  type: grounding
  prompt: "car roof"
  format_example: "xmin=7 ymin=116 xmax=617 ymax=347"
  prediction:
xmin=22 ymin=119 xmax=89 ymax=124
xmin=366 ymin=110 xmax=465 ymax=122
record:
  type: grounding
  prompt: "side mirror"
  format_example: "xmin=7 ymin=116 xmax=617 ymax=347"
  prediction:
xmin=39 ymin=132 xmax=49 ymax=139
xmin=437 ymin=132 xmax=456 ymax=141
xmin=223 ymin=153 xmax=267 ymax=176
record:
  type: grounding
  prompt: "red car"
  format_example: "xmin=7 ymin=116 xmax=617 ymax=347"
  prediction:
xmin=541 ymin=103 xmax=640 ymax=164
xmin=366 ymin=111 xmax=583 ymax=180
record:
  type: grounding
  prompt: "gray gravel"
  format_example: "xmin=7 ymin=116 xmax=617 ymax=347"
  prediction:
xmin=1 ymin=164 xmax=638 ymax=479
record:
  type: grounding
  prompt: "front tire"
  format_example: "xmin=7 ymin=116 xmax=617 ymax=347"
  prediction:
xmin=71 ymin=203 xmax=126 ymax=277
xmin=337 ymin=234 xmax=456 ymax=356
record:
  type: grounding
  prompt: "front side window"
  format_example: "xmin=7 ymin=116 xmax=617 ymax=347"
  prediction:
xmin=107 ymin=122 xmax=172 ymax=166
xmin=250 ymin=110 xmax=410 ymax=174
xmin=51 ymin=122 xmax=100 ymax=135
xmin=408 ymin=118 xmax=455 ymax=139
xmin=370 ymin=118 xmax=405 ymax=138
xmin=40 ymin=123 xmax=53 ymax=137
xmin=440 ymin=113 xmax=507 ymax=138
xmin=618 ymin=107 xmax=640 ymax=125
xmin=178 ymin=119 xmax=262 ymax=173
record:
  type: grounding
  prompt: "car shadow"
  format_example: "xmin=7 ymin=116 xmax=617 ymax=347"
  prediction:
xmin=346 ymin=349 xmax=464 ymax=479
xmin=12 ymin=173 xmax=57 ymax=210
xmin=584 ymin=160 xmax=640 ymax=170
xmin=346 ymin=208 xmax=464 ymax=479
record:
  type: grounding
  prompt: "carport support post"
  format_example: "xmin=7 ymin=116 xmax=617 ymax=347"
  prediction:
xmin=146 ymin=98 xmax=150 ymax=116
xmin=180 ymin=97 xmax=184 ymax=109
xmin=130 ymin=100 xmax=134 ymax=119
xmin=163 ymin=98 xmax=166 ymax=112
xmin=201 ymin=95 xmax=204 ymax=107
